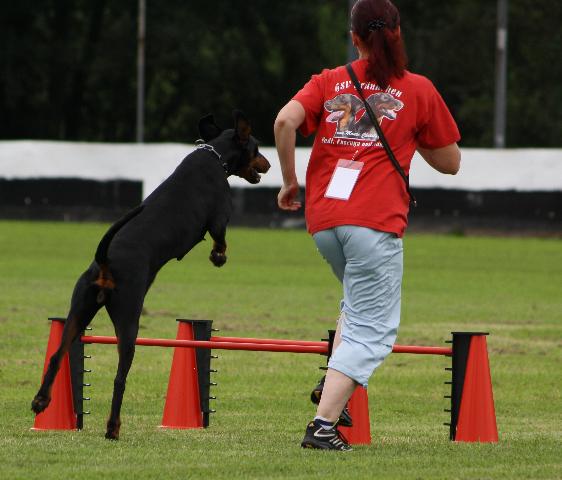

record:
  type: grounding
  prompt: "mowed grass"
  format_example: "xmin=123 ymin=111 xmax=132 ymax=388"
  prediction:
xmin=0 ymin=220 xmax=560 ymax=479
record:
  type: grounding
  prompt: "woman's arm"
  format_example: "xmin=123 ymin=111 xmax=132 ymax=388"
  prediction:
xmin=417 ymin=143 xmax=461 ymax=175
xmin=274 ymin=100 xmax=306 ymax=210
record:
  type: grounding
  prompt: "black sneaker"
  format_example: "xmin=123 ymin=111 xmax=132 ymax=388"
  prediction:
xmin=301 ymin=420 xmax=352 ymax=451
xmin=310 ymin=375 xmax=353 ymax=427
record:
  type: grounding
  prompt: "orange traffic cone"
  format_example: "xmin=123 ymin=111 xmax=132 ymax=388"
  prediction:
xmin=32 ymin=319 xmax=77 ymax=430
xmin=455 ymin=335 xmax=498 ymax=442
xmin=159 ymin=321 xmax=203 ymax=429
xmin=339 ymin=386 xmax=371 ymax=445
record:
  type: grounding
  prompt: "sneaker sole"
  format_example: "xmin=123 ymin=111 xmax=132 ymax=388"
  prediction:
xmin=301 ymin=440 xmax=353 ymax=451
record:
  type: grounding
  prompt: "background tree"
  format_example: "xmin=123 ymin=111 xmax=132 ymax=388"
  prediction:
xmin=0 ymin=0 xmax=560 ymax=147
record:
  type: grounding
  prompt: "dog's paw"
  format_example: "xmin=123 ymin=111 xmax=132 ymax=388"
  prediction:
xmin=210 ymin=250 xmax=227 ymax=267
xmin=104 ymin=431 xmax=119 ymax=441
xmin=31 ymin=394 xmax=51 ymax=414
xmin=105 ymin=419 xmax=120 ymax=440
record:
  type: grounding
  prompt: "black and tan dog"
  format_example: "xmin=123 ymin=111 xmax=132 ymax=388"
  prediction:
xmin=324 ymin=92 xmax=403 ymax=140
xmin=31 ymin=111 xmax=270 ymax=440
xmin=324 ymin=94 xmax=365 ymax=134
xmin=355 ymin=92 xmax=404 ymax=138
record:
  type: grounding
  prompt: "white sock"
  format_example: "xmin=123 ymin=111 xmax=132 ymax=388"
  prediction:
xmin=314 ymin=416 xmax=335 ymax=430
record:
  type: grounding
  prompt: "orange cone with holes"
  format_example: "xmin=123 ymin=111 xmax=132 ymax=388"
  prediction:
xmin=455 ymin=335 xmax=498 ymax=442
xmin=159 ymin=321 xmax=203 ymax=429
xmin=339 ymin=386 xmax=371 ymax=445
xmin=32 ymin=319 xmax=77 ymax=430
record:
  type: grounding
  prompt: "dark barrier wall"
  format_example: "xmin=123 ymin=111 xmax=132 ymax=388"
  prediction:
xmin=228 ymin=187 xmax=562 ymax=235
xmin=0 ymin=180 xmax=560 ymax=234
xmin=0 ymin=178 xmax=142 ymax=221
xmin=230 ymin=187 xmax=562 ymax=220
xmin=413 ymin=189 xmax=561 ymax=219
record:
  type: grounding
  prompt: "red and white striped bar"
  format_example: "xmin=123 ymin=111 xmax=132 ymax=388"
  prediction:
xmin=80 ymin=335 xmax=452 ymax=356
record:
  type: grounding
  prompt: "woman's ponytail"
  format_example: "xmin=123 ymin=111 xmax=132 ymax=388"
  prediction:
xmin=351 ymin=0 xmax=407 ymax=89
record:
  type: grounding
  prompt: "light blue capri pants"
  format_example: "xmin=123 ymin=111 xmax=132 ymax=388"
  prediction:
xmin=313 ymin=226 xmax=403 ymax=387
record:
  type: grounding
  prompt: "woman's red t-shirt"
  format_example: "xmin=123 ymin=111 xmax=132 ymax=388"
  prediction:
xmin=293 ymin=59 xmax=460 ymax=237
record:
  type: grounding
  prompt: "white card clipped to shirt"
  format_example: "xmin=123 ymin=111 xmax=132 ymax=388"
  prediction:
xmin=324 ymin=159 xmax=364 ymax=200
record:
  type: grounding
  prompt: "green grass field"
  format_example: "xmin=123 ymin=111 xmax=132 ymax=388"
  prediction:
xmin=0 ymin=220 xmax=560 ymax=479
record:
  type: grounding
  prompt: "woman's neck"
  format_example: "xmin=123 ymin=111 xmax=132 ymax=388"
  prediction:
xmin=357 ymin=48 xmax=369 ymax=60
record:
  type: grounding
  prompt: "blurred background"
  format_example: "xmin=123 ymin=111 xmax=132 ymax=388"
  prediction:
xmin=1 ymin=0 xmax=561 ymax=233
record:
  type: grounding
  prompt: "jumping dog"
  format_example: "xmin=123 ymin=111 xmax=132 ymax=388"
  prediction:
xmin=31 ymin=111 xmax=270 ymax=440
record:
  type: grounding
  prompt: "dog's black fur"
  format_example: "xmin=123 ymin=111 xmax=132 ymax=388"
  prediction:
xmin=31 ymin=111 xmax=270 ymax=440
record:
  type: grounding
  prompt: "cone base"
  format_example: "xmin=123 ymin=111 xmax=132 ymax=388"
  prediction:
xmin=30 ymin=426 xmax=77 ymax=431
xmin=338 ymin=386 xmax=372 ymax=445
xmin=159 ymin=322 xmax=205 ymax=430
xmin=32 ymin=319 xmax=77 ymax=431
xmin=157 ymin=425 xmax=203 ymax=430
xmin=455 ymin=335 xmax=498 ymax=443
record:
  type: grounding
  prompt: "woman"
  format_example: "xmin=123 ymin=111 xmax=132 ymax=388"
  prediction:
xmin=274 ymin=0 xmax=461 ymax=451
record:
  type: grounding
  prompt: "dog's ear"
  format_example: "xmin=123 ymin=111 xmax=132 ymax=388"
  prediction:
xmin=198 ymin=114 xmax=223 ymax=142
xmin=233 ymin=110 xmax=251 ymax=143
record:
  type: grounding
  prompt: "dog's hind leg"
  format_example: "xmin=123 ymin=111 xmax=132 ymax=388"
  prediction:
xmin=103 ymin=284 xmax=144 ymax=440
xmin=32 ymin=268 xmax=102 ymax=414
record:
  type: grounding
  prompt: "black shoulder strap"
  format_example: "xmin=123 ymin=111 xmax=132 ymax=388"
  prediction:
xmin=345 ymin=63 xmax=417 ymax=207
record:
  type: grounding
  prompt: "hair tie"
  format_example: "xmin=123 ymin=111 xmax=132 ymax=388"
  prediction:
xmin=367 ymin=19 xmax=386 ymax=31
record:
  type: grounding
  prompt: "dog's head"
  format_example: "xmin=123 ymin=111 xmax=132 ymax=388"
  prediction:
xmin=367 ymin=93 xmax=403 ymax=121
xmin=324 ymin=94 xmax=364 ymax=128
xmin=198 ymin=111 xmax=270 ymax=184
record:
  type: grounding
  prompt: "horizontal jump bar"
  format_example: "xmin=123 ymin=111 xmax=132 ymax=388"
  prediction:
xmin=211 ymin=336 xmax=451 ymax=355
xmin=210 ymin=336 xmax=326 ymax=347
xmin=80 ymin=335 xmax=452 ymax=356
xmin=392 ymin=345 xmax=452 ymax=355
xmin=81 ymin=336 xmax=327 ymax=354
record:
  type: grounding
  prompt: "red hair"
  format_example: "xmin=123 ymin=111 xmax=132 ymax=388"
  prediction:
xmin=351 ymin=0 xmax=407 ymax=89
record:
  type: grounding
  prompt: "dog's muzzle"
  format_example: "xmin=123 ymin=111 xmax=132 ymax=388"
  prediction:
xmin=245 ymin=154 xmax=271 ymax=184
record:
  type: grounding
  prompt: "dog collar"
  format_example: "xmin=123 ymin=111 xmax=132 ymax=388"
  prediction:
xmin=196 ymin=143 xmax=228 ymax=173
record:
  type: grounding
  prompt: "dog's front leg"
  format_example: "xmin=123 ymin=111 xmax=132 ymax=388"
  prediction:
xmin=209 ymin=224 xmax=227 ymax=267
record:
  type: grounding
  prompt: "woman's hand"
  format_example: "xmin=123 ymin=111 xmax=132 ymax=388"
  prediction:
xmin=274 ymin=100 xmax=306 ymax=211
xmin=277 ymin=181 xmax=302 ymax=211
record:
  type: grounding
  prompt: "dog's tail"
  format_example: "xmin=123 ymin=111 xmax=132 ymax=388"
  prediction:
xmin=93 ymin=205 xmax=144 ymax=301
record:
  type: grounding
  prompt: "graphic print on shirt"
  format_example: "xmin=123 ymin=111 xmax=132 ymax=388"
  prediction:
xmin=324 ymin=92 xmax=403 ymax=142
